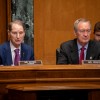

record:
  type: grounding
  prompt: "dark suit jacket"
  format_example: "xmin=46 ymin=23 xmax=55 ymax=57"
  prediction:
xmin=56 ymin=39 xmax=100 ymax=64
xmin=0 ymin=41 xmax=34 ymax=66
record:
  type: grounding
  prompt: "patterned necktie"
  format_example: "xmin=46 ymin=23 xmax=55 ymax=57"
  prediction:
xmin=14 ymin=49 xmax=20 ymax=65
xmin=79 ymin=46 xmax=85 ymax=64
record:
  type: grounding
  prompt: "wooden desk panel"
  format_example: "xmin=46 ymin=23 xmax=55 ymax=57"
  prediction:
xmin=0 ymin=65 xmax=100 ymax=100
xmin=0 ymin=65 xmax=100 ymax=82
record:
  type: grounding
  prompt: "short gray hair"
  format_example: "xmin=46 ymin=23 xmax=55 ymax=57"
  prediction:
xmin=74 ymin=18 xmax=91 ymax=32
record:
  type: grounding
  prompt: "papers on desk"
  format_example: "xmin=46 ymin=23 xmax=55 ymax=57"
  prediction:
xmin=18 ymin=60 xmax=42 ymax=66
xmin=82 ymin=60 xmax=100 ymax=64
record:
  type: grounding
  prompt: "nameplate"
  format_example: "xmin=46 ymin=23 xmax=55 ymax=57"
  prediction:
xmin=18 ymin=60 xmax=42 ymax=66
xmin=82 ymin=60 xmax=100 ymax=64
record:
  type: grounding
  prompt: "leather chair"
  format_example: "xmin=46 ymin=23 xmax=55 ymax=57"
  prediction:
xmin=56 ymin=48 xmax=60 ymax=64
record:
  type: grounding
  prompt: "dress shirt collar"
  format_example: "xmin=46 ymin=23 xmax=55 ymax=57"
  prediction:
xmin=77 ymin=42 xmax=88 ymax=51
xmin=10 ymin=41 xmax=21 ymax=52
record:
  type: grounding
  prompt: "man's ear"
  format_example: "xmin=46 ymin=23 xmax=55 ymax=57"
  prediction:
xmin=74 ymin=31 xmax=77 ymax=37
xmin=8 ymin=30 xmax=10 ymax=40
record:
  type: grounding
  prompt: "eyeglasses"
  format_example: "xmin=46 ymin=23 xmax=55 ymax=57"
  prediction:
xmin=78 ymin=29 xmax=91 ymax=34
xmin=11 ymin=31 xmax=24 ymax=35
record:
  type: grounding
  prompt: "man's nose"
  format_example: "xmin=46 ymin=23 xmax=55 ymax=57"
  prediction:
xmin=16 ymin=33 xmax=20 ymax=38
xmin=84 ymin=31 xmax=88 ymax=36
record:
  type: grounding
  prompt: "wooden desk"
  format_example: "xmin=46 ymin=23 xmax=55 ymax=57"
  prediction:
xmin=0 ymin=65 xmax=100 ymax=100
xmin=7 ymin=83 xmax=100 ymax=100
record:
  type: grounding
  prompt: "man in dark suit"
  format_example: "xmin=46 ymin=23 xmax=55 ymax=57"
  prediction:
xmin=57 ymin=18 xmax=100 ymax=64
xmin=0 ymin=19 xmax=34 ymax=66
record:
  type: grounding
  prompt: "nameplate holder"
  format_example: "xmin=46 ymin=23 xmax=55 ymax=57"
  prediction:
xmin=18 ymin=60 xmax=42 ymax=66
xmin=82 ymin=60 xmax=100 ymax=64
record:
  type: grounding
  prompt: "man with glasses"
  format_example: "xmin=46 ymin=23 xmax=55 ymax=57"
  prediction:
xmin=56 ymin=18 xmax=100 ymax=64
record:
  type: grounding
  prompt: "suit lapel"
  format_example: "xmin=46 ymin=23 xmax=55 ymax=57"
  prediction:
xmin=70 ymin=39 xmax=79 ymax=64
xmin=86 ymin=41 xmax=95 ymax=60
xmin=21 ymin=44 xmax=27 ymax=60
xmin=6 ymin=42 xmax=13 ymax=65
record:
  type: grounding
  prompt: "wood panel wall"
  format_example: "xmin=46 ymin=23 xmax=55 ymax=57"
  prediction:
xmin=0 ymin=0 xmax=8 ymax=43
xmin=34 ymin=0 xmax=100 ymax=65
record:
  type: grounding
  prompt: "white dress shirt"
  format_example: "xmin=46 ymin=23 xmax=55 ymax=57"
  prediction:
xmin=10 ymin=41 xmax=21 ymax=66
